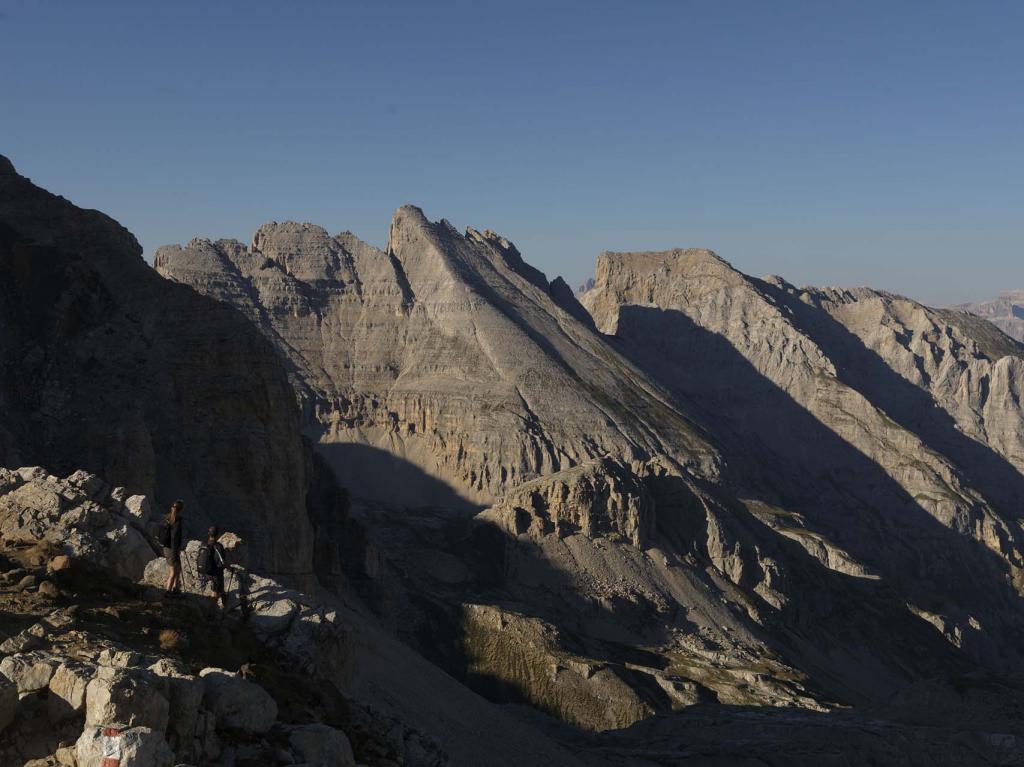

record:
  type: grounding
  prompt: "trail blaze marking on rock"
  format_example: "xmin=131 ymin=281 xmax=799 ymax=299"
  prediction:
xmin=100 ymin=727 xmax=121 ymax=767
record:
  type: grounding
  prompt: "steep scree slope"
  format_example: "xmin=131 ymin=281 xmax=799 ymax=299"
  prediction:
xmin=582 ymin=249 xmax=1024 ymax=666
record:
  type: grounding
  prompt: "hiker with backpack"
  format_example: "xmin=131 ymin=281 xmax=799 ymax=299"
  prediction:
xmin=159 ymin=500 xmax=185 ymax=599
xmin=198 ymin=525 xmax=228 ymax=609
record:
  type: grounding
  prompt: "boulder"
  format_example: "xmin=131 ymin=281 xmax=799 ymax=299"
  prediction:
xmin=218 ymin=531 xmax=247 ymax=568
xmin=199 ymin=667 xmax=276 ymax=734
xmin=0 ymin=621 xmax=48 ymax=653
xmin=76 ymin=725 xmax=174 ymax=767
xmin=96 ymin=648 xmax=143 ymax=669
xmin=143 ymin=541 xmax=205 ymax=594
xmin=248 ymin=591 xmax=299 ymax=637
xmin=0 ymin=475 xmax=155 ymax=579
xmin=0 ymin=481 xmax=64 ymax=543
xmin=48 ymin=660 xmax=95 ymax=722
xmin=0 ymin=652 xmax=60 ymax=693
xmin=109 ymin=486 xmax=128 ymax=508
xmin=289 ymin=723 xmax=356 ymax=767
xmin=48 ymin=555 xmax=72 ymax=573
xmin=16 ymin=574 xmax=38 ymax=591
xmin=64 ymin=470 xmax=108 ymax=501
xmin=15 ymin=466 xmax=46 ymax=483
xmin=148 ymin=659 xmax=202 ymax=754
xmin=194 ymin=708 xmax=221 ymax=763
xmin=101 ymin=522 xmax=156 ymax=580
xmin=42 ymin=606 xmax=78 ymax=631
xmin=279 ymin=605 xmax=346 ymax=676
xmin=37 ymin=580 xmax=59 ymax=598
xmin=124 ymin=495 xmax=151 ymax=525
xmin=85 ymin=667 xmax=170 ymax=731
xmin=0 ymin=468 xmax=21 ymax=494
xmin=0 ymin=673 xmax=16 ymax=732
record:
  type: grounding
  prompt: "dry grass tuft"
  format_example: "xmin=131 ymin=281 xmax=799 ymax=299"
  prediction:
xmin=158 ymin=627 xmax=186 ymax=652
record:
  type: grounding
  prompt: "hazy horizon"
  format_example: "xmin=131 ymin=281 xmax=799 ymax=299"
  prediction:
xmin=2 ymin=1 xmax=1022 ymax=306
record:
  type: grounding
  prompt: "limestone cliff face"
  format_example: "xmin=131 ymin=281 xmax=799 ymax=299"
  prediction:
xmin=804 ymin=287 xmax=1024 ymax=478
xmin=156 ymin=209 xmax=719 ymax=507
xmin=157 ymin=210 xmax=1024 ymax=731
xmin=581 ymin=249 xmax=1024 ymax=662
xmin=20 ymin=157 xmax=1024 ymax=760
xmin=0 ymin=156 xmax=325 ymax=584
xmin=479 ymin=457 xmax=654 ymax=546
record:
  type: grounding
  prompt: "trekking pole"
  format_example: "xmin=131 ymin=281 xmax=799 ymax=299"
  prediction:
xmin=183 ymin=546 xmax=198 ymax=594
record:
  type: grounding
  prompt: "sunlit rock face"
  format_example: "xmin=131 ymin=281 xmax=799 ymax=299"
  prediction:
xmin=156 ymin=209 xmax=720 ymax=508
xmin=157 ymin=198 xmax=1024 ymax=754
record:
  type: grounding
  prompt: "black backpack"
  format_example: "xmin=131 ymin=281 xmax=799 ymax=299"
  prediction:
xmin=158 ymin=520 xmax=172 ymax=548
xmin=197 ymin=543 xmax=220 ymax=576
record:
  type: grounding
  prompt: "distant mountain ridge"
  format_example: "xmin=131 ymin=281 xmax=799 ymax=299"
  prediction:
xmin=958 ymin=290 xmax=1024 ymax=342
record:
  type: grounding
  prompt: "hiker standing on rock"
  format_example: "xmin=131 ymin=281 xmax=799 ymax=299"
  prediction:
xmin=199 ymin=525 xmax=228 ymax=609
xmin=159 ymin=500 xmax=185 ymax=599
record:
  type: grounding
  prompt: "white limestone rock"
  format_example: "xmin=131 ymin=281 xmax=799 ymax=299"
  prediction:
xmin=64 ymin=470 xmax=108 ymax=502
xmin=47 ymin=659 xmax=95 ymax=722
xmin=85 ymin=666 xmax=170 ymax=731
xmin=0 ymin=473 xmax=156 ymax=580
xmin=123 ymin=494 xmax=151 ymax=525
xmin=198 ymin=667 xmax=276 ymax=734
xmin=76 ymin=725 xmax=174 ymax=767
xmin=147 ymin=658 xmax=203 ymax=756
xmin=0 ymin=652 xmax=61 ymax=693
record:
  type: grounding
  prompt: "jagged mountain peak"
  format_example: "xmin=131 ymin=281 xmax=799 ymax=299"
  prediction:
xmin=159 ymin=206 xmax=723 ymax=505
xmin=584 ymin=246 xmax=760 ymax=335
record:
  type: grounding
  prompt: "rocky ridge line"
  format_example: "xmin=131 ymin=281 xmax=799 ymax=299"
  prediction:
xmin=155 ymin=211 xmax=720 ymax=509
xmin=958 ymin=289 xmax=1024 ymax=342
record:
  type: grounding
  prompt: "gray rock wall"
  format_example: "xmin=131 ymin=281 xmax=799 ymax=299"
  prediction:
xmin=0 ymin=156 xmax=323 ymax=586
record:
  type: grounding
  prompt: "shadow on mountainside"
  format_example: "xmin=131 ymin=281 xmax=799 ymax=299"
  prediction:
xmin=331 ymin=443 xmax=996 ymax=724
xmin=555 ymin=692 xmax=1024 ymax=766
xmin=756 ymin=279 xmax=1024 ymax=517
xmin=607 ymin=305 xmax=1024 ymax=668
xmin=314 ymin=320 xmax=1024 ymax=726
xmin=316 ymin=442 xmax=483 ymax=514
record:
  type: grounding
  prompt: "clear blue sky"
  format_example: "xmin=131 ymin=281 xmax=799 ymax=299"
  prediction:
xmin=2 ymin=1 xmax=1021 ymax=305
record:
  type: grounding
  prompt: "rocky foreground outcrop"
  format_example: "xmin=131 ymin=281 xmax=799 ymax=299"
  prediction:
xmin=0 ymin=466 xmax=598 ymax=767
xmin=0 ymin=467 xmax=364 ymax=766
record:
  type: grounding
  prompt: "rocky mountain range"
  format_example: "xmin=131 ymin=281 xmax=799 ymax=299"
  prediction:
xmin=959 ymin=290 xmax=1024 ymax=343
xmin=3 ymin=153 xmax=1024 ymax=764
